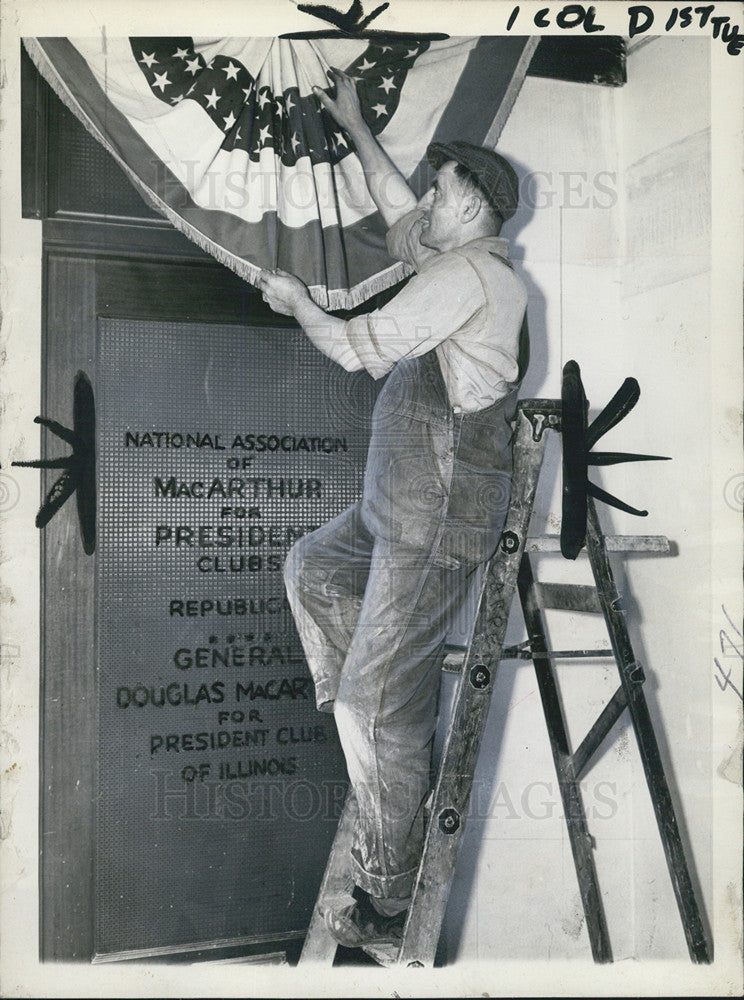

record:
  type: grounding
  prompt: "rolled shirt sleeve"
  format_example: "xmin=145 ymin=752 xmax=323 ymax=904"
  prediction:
xmin=344 ymin=251 xmax=484 ymax=381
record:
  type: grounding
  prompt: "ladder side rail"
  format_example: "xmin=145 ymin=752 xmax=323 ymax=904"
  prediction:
xmin=298 ymin=791 xmax=358 ymax=963
xmin=584 ymin=498 xmax=712 ymax=963
xmin=396 ymin=408 xmax=551 ymax=967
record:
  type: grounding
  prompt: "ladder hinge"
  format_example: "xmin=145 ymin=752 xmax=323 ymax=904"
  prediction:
xmin=526 ymin=409 xmax=561 ymax=441
xmin=625 ymin=661 xmax=646 ymax=684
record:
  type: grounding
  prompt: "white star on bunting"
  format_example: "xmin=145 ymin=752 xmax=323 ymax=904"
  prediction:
xmin=358 ymin=58 xmax=375 ymax=73
xmin=152 ymin=70 xmax=170 ymax=93
xmin=371 ymin=103 xmax=388 ymax=118
xmin=257 ymin=89 xmax=271 ymax=109
xmin=259 ymin=124 xmax=272 ymax=144
xmin=173 ymin=47 xmax=190 ymax=60
xmin=204 ymin=88 xmax=220 ymax=109
xmin=223 ymin=111 xmax=237 ymax=130
xmin=139 ymin=51 xmax=158 ymax=68
xmin=185 ymin=57 xmax=201 ymax=76
xmin=223 ymin=61 xmax=240 ymax=81
xmin=379 ymin=75 xmax=396 ymax=94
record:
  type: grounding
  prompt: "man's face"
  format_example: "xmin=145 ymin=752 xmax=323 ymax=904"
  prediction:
xmin=418 ymin=161 xmax=466 ymax=251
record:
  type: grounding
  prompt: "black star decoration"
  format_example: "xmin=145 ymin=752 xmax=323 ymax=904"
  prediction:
xmin=560 ymin=360 xmax=670 ymax=559
xmin=12 ymin=371 xmax=96 ymax=555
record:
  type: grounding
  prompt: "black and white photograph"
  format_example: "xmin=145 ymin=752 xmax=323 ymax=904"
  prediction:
xmin=0 ymin=1 xmax=742 ymax=996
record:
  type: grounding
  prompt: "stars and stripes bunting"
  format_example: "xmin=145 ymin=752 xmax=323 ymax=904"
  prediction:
xmin=24 ymin=35 xmax=535 ymax=309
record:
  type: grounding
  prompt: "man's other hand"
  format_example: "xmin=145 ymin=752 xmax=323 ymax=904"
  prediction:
xmin=258 ymin=269 xmax=310 ymax=317
xmin=313 ymin=68 xmax=364 ymax=134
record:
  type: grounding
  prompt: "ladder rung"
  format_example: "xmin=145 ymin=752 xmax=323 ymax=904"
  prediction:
xmin=534 ymin=582 xmax=603 ymax=613
xmin=502 ymin=642 xmax=614 ymax=661
xmin=525 ymin=534 xmax=670 ymax=553
xmin=446 ymin=643 xmax=615 ymax=667
xmin=571 ymin=686 xmax=628 ymax=780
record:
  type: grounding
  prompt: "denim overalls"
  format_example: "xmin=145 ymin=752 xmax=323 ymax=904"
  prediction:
xmin=284 ymin=251 xmax=528 ymax=899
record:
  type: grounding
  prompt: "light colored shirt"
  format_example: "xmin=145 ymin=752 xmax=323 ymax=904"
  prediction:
xmin=343 ymin=209 xmax=527 ymax=412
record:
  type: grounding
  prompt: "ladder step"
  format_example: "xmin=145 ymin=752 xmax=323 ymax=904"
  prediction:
xmin=571 ymin=686 xmax=628 ymax=780
xmin=501 ymin=642 xmax=614 ymax=661
xmin=534 ymin=582 xmax=603 ymax=613
xmin=525 ymin=534 xmax=670 ymax=553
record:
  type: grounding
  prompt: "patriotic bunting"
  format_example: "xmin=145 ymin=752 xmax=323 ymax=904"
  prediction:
xmin=24 ymin=35 xmax=535 ymax=308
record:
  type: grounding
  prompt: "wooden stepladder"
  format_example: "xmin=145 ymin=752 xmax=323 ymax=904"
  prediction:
xmin=299 ymin=378 xmax=712 ymax=968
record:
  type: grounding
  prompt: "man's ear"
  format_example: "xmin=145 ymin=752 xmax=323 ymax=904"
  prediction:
xmin=460 ymin=193 xmax=482 ymax=224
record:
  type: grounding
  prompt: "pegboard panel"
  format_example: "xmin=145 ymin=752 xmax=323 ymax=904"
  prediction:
xmin=95 ymin=316 xmax=375 ymax=957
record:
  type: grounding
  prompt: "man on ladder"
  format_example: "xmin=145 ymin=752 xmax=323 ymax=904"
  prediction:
xmin=259 ymin=67 xmax=528 ymax=951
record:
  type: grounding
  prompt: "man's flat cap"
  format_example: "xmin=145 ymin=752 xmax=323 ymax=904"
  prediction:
xmin=427 ymin=140 xmax=519 ymax=221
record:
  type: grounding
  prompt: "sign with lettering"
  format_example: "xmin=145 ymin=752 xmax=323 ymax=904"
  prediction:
xmin=95 ymin=317 xmax=374 ymax=956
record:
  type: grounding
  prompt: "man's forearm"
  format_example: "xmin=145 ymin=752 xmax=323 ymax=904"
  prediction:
xmin=348 ymin=119 xmax=417 ymax=227
xmin=293 ymin=296 xmax=362 ymax=372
